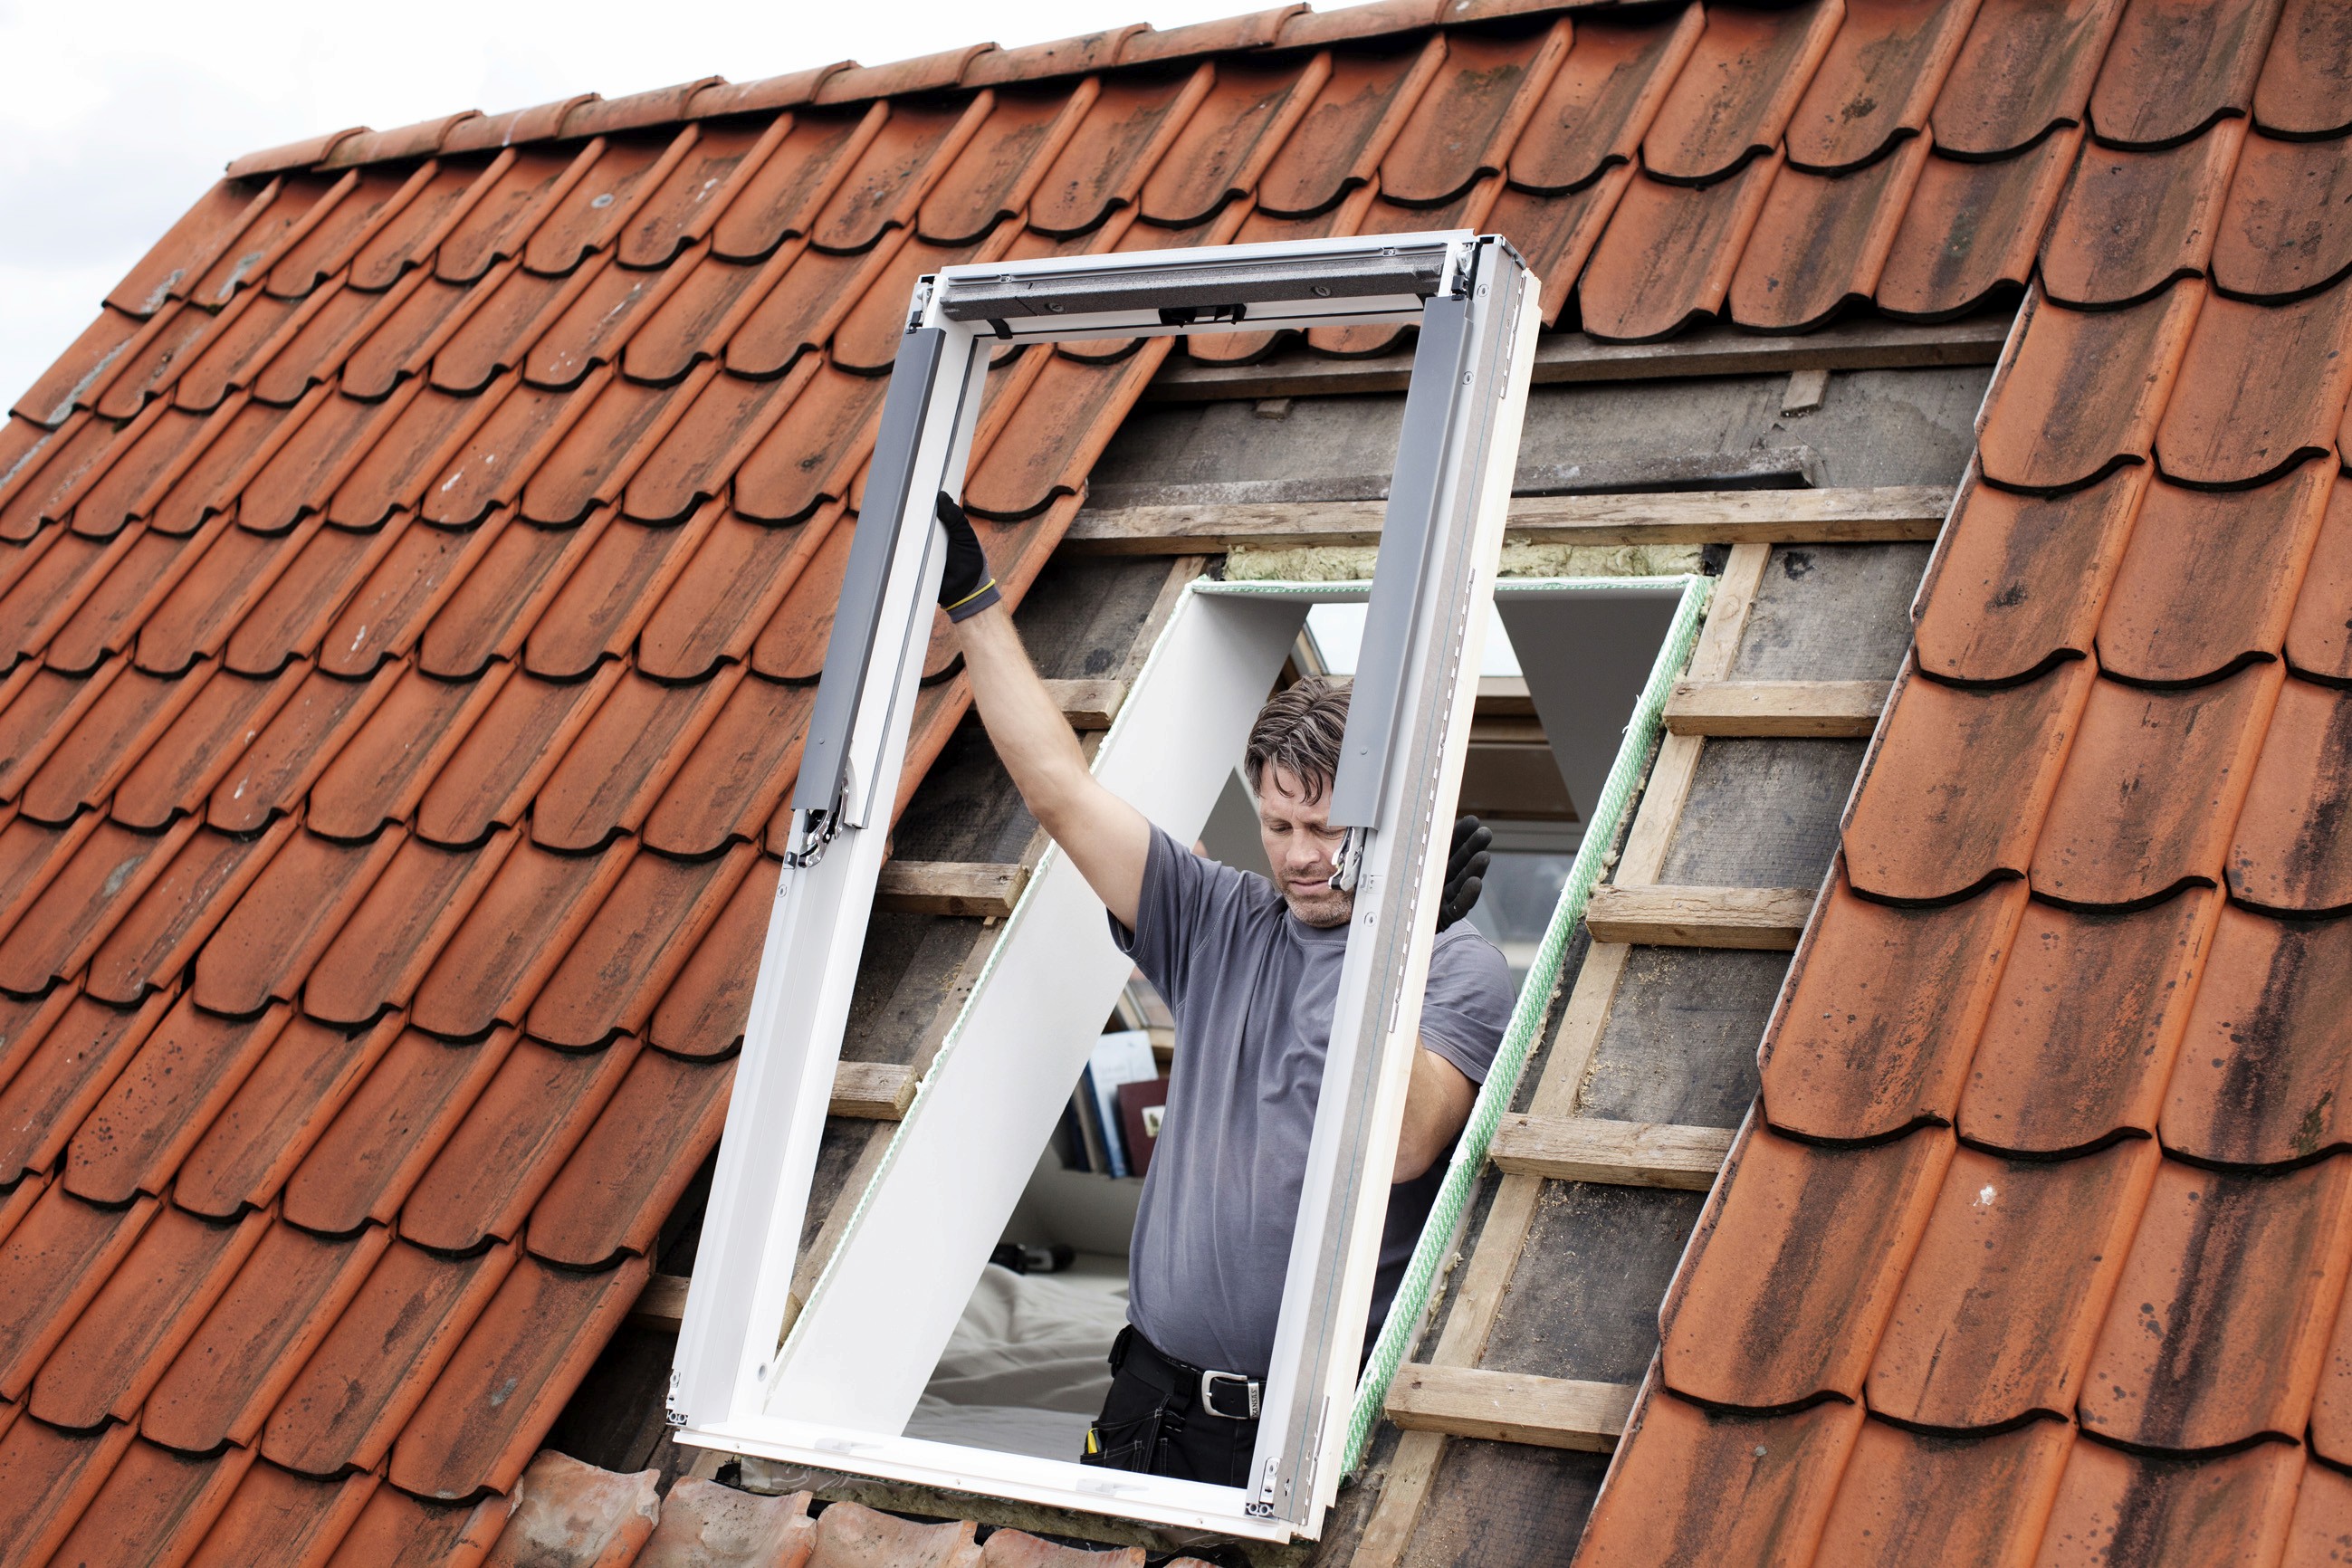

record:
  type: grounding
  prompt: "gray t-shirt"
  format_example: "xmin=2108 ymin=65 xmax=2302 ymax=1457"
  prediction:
xmin=1111 ymin=827 xmax=1514 ymax=1376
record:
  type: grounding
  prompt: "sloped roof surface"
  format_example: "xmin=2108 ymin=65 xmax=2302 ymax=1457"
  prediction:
xmin=0 ymin=0 xmax=2329 ymax=1559
xmin=1572 ymin=2 xmax=2352 ymax=1565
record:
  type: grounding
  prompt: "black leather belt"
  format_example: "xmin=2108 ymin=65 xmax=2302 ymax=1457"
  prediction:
xmin=1117 ymin=1326 xmax=1263 ymax=1421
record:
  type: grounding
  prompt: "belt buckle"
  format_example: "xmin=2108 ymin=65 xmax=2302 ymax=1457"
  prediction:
xmin=1200 ymin=1369 xmax=1261 ymax=1420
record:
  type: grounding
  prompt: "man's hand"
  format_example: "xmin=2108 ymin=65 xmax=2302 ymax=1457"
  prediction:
xmin=1437 ymin=815 xmax=1492 ymax=931
xmin=935 ymin=492 xmax=1001 ymax=621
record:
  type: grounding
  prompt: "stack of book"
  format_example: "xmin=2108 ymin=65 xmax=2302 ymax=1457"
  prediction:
xmin=1053 ymin=1030 xmax=1169 ymax=1179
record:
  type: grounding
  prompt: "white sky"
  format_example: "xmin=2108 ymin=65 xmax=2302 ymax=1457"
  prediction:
xmin=0 ymin=0 xmax=1254 ymax=405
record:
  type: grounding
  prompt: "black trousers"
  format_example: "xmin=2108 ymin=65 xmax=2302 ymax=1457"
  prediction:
xmin=1079 ymin=1326 xmax=1258 ymax=1487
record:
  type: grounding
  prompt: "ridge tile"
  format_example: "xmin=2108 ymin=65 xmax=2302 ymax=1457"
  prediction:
xmin=1840 ymin=659 xmax=2094 ymax=904
xmin=1659 ymin=1120 xmax=1954 ymax=1408
xmin=1956 ymin=888 xmax=2217 ymax=1153
xmin=1867 ymin=1138 xmax=2158 ymax=1428
xmin=1759 ymin=872 xmax=2027 ymax=1143
xmin=2031 ymin=665 xmax=2284 ymax=907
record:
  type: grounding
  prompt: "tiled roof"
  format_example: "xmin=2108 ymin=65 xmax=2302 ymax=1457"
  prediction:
xmin=1571 ymin=2 xmax=2352 ymax=1564
xmin=0 ymin=0 xmax=2338 ymax=1559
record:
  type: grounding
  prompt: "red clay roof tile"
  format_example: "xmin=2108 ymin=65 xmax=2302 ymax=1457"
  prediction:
xmin=268 ymin=168 xmax=431 ymax=297
xmin=322 ymin=1484 xmax=514 ymax=1568
xmin=637 ymin=510 xmax=834 ymax=684
xmin=1026 ymin=68 xmax=1216 ymax=237
xmin=489 ymin=1448 xmax=663 ymax=1566
xmin=809 ymin=98 xmax=994 ymax=254
xmin=526 ymin=135 xmax=701 ymax=277
xmin=143 ymin=1219 xmax=391 ymax=1453
xmin=521 ymin=369 xmax=713 ymax=526
xmin=2080 ymin=1155 xmax=2352 ymax=1448
xmin=1930 ymin=0 xmax=2124 ymax=158
xmin=174 ymin=1016 xmax=403 ymax=1219
xmin=0 ymin=664 xmax=118 ymax=796
xmin=188 ymin=175 xmax=349 ymax=310
xmin=27 ymin=1204 xmax=269 ymax=1429
xmin=530 ymin=668 xmax=745 ymax=850
xmin=808 ymin=1500 xmax=981 ymax=1567
xmin=0 ymin=1414 xmax=139 ymax=1568
xmin=107 ymin=180 xmax=280 ymax=319
xmin=0 ymin=816 xmax=195 ymax=992
xmin=282 ymin=1027 xmax=518 ymax=1235
xmin=420 ymin=378 xmax=608 ymax=529
xmin=1576 ymin=153 xmax=1783 ymax=342
xmin=320 ymin=516 xmax=509 ymax=677
xmin=399 ymin=1037 xmax=644 ymax=1254
xmin=43 ymin=1437 xmax=254 ymax=1567
xmin=1759 ymin=872 xmax=2026 ymax=1142
xmin=2041 ymin=121 xmax=2246 ymax=309
xmin=408 ymin=839 xmax=631 ymax=1034
xmin=0 ymin=415 xmax=125 ymax=541
xmin=711 ymin=106 xmax=891 ymax=263
xmin=1977 ymin=283 xmax=2204 ymax=492
xmin=520 ymin=258 xmax=681 ymax=391
xmin=0 ymin=809 xmax=100 ymax=942
xmin=2032 ymin=665 xmax=2283 ymax=907
xmin=2253 ymin=0 xmax=2352 ymax=138
xmin=1660 ymin=1120 xmax=1954 ymax=1407
xmin=1841 ymin=659 xmax=2095 ymax=904
xmin=1642 ymin=0 xmax=1844 ymax=186
xmin=1787 ymin=0 xmax=1980 ymax=173
xmin=2213 ymin=130 xmax=2352 ymax=304
xmin=626 ymin=247 xmax=797 ymax=384
xmin=724 ymin=239 xmax=902 ymax=378
xmin=623 ymin=373 xmax=811 ymax=525
xmin=2289 ymin=479 xmax=2352 ymax=680
xmin=261 ymin=1237 xmax=519 ymax=1476
xmin=2097 ymin=464 xmax=2330 ymax=684
xmin=1867 ymin=1137 xmax=2157 ymax=1428
xmin=2164 ymin=902 xmax=2352 ymax=1165
xmin=62 ymin=997 xmax=288 ymax=1205
xmin=437 ymin=147 xmax=603 ymax=284
xmin=13 ymin=307 xmax=144 ymax=429
xmin=170 ymin=302 xmax=302 ymax=415
xmin=0 ymin=1182 xmax=157 ymax=1397
xmin=1143 ymin=56 xmax=1329 ymax=227
xmin=2229 ymin=675 xmax=2352 ymax=913
xmin=416 ymin=664 xmax=624 ymax=846
xmin=619 ymin=121 xmax=792 ymax=271
xmin=342 ymin=272 xmax=483 ymax=398
xmin=525 ymin=1047 xmax=732 ymax=1266
xmin=139 ymin=517 xmax=329 ymax=676
xmin=0 ymin=990 xmax=79 ymax=1104
xmin=194 ymin=823 xmax=401 ymax=1013
xmin=921 ymin=85 xmax=1099 ymax=244
xmin=0 ymin=990 xmax=161 ymax=1173
xmin=429 ymin=270 xmax=578 ymax=399
xmin=2035 ymin=1438 xmax=2300 ymax=1567
xmin=2157 ymin=277 xmax=2352 ymax=487
xmin=1509 ymin=11 xmax=1701 ymax=197
xmin=420 ymin=514 xmax=615 ymax=678
xmin=98 ymin=307 xmax=222 ymax=424
xmin=311 ymin=837 xmax=517 ymax=1020
xmin=639 ymin=1475 xmax=813 ymax=1566
xmin=21 ymin=661 xmax=206 ymax=821
xmin=388 ymin=1250 xmax=649 ymax=1499
xmin=1124 ymin=5 xmax=1303 ymax=63
xmin=1573 ymin=1391 xmax=1863 ymax=1568
xmin=226 ymin=521 xmax=410 ymax=676
xmin=184 ymin=1463 xmax=380 ymax=1568
xmin=112 ymin=661 xmax=306 ymax=830
xmin=1489 ymin=166 xmax=1635 ymax=324
xmin=253 ymin=286 xmax=395 ymax=406
xmin=530 ymin=845 xmax=755 ymax=1048
xmin=1378 ymin=21 xmax=1569 ymax=206
xmin=645 ymin=855 xmax=776 ymax=1056
xmin=1812 ymin=1417 xmax=2073 ymax=1568
xmin=1956 ymin=888 xmax=2217 ymax=1153
xmin=1728 ymin=136 xmax=1930 ymax=331
xmin=0 ymin=531 xmax=130 ymax=670
xmin=1255 ymin=37 xmax=1444 ymax=217
xmin=307 ymin=663 xmax=510 ymax=839
xmin=328 ymin=387 xmax=502 ymax=531
xmin=348 ymin=161 xmax=502 ymax=292
xmin=732 ymin=362 xmax=889 ymax=522
xmin=2089 ymin=0 xmax=2287 ymax=151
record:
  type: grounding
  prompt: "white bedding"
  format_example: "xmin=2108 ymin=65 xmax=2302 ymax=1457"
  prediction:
xmin=904 ymin=1262 xmax=1131 ymax=1462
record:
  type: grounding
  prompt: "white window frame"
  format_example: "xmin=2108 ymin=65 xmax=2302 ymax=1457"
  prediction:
xmin=669 ymin=232 xmax=1541 ymax=1540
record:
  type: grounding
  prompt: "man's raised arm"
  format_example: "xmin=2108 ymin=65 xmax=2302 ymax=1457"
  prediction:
xmin=936 ymin=495 xmax=1152 ymax=930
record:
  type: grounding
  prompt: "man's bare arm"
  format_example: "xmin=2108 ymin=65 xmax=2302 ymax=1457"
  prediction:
xmin=1394 ymin=1047 xmax=1476 ymax=1182
xmin=953 ymin=603 xmax=1152 ymax=929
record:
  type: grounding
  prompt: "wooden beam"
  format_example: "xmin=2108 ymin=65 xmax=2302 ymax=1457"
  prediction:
xmin=1041 ymin=676 xmax=1126 ymax=729
xmin=1061 ymin=485 xmax=1949 ymax=554
xmin=1583 ymin=884 xmax=1815 ymax=950
xmin=874 ymin=861 xmax=1028 ymax=918
xmin=1488 ymin=1115 xmax=1734 ymax=1190
xmin=630 ymin=1271 xmax=691 ymax=1332
xmin=831 ymin=1061 xmax=916 ymax=1120
xmin=1145 ymin=312 xmax=2012 ymax=402
xmin=1385 ymin=1366 xmax=1637 ymax=1452
xmin=1664 ymin=678 xmax=1889 ymax=738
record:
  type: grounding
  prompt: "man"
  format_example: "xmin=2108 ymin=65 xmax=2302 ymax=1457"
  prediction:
xmin=935 ymin=495 xmax=1512 ymax=1487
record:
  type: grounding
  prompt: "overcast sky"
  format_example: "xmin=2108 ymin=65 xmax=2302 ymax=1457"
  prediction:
xmin=0 ymin=0 xmax=1252 ymax=404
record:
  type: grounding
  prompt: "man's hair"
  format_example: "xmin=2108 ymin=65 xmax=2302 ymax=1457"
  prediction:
xmin=1245 ymin=676 xmax=1351 ymax=803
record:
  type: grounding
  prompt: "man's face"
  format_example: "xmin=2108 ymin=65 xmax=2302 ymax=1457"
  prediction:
xmin=1257 ymin=764 xmax=1353 ymax=928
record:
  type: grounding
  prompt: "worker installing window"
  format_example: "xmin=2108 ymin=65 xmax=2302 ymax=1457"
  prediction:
xmin=670 ymin=232 xmax=1552 ymax=1538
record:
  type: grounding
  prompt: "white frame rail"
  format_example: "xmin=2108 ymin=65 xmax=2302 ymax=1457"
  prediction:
xmin=670 ymin=231 xmax=1542 ymax=1540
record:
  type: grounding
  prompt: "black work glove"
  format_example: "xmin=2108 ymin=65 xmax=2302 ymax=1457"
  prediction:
xmin=1437 ymin=814 xmax=1492 ymax=932
xmin=935 ymin=492 xmax=1000 ymax=622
